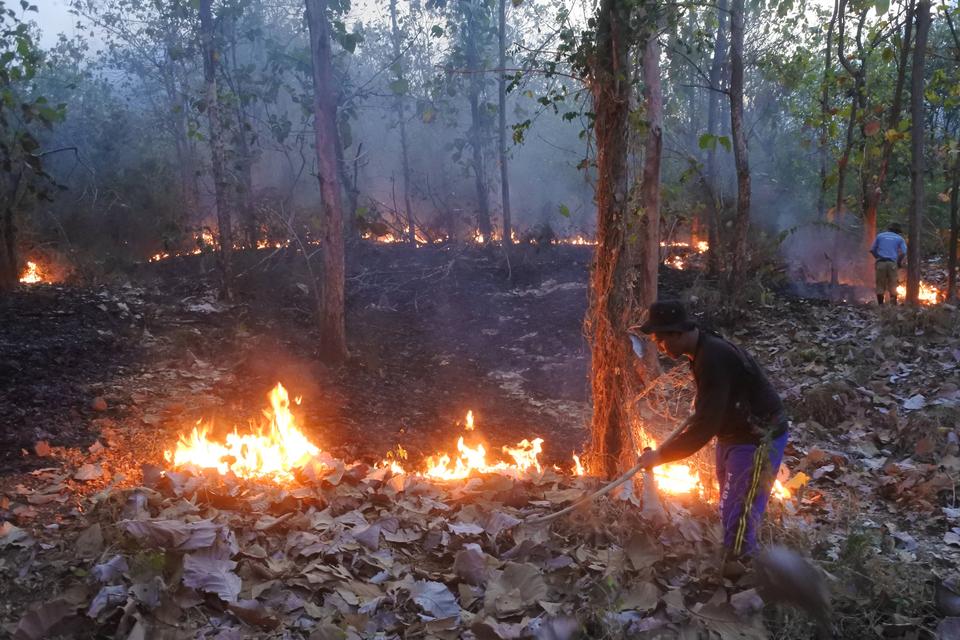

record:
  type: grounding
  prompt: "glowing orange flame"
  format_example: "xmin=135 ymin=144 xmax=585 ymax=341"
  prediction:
xmin=696 ymin=240 xmax=709 ymax=253
xmin=164 ymin=383 xmax=322 ymax=481
xmin=635 ymin=431 xmax=702 ymax=495
xmin=19 ymin=261 xmax=46 ymax=284
xmin=771 ymin=479 xmax=791 ymax=500
xmin=418 ymin=411 xmax=544 ymax=480
xmin=668 ymin=255 xmax=686 ymax=270
xmin=572 ymin=453 xmax=585 ymax=476
xmin=896 ymin=282 xmax=941 ymax=305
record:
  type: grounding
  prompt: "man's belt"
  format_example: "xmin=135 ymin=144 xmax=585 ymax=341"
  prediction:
xmin=876 ymin=258 xmax=896 ymax=264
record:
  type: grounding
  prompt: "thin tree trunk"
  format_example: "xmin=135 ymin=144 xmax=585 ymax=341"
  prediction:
xmin=390 ymin=0 xmax=416 ymax=244
xmin=727 ymin=0 xmax=750 ymax=289
xmin=199 ymin=0 xmax=234 ymax=300
xmin=0 ymin=171 xmax=25 ymax=292
xmin=906 ymin=0 xmax=931 ymax=305
xmin=498 ymin=0 xmax=512 ymax=247
xmin=465 ymin=1 xmax=492 ymax=240
xmin=638 ymin=35 xmax=663 ymax=331
xmin=704 ymin=0 xmax=728 ymax=276
xmin=586 ymin=0 xmax=658 ymax=479
xmin=817 ymin=0 xmax=838 ymax=218
xmin=834 ymin=4 xmax=868 ymax=218
xmin=948 ymin=142 xmax=959 ymax=301
xmin=863 ymin=0 xmax=915 ymax=247
xmin=305 ymin=0 xmax=348 ymax=362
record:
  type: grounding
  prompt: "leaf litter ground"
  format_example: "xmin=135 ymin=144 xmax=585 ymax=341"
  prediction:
xmin=1 ymin=244 xmax=959 ymax=639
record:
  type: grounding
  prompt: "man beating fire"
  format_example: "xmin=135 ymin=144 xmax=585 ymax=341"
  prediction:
xmin=634 ymin=300 xmax=789 ymax=569
xmin=870 ymin=222 xmax=907 ymax=306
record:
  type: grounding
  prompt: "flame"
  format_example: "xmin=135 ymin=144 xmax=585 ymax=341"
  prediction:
xmin=559 ymin=235 xmax=596 ymax=246
xmin=896 ymin=281 xmax=940 ymax=305
xmin=572 ymin=453 xmax=585 ymax=476
xmin=636 ymin=431 xmax=702 ymax=495
xmin=19 ymin=261 xmax=46 ymax=284
xmin=164 ymin=383 xmax=322 ymax=481
xmin=419 ymin=411 xmax=544 ymax=480
xmin=668 ymin=255 xmax=686 ymax=270
xmin=696 ymin=240 xmax=709 ymax=253
xmin=771 ymin=479 xmax=791 ymax=500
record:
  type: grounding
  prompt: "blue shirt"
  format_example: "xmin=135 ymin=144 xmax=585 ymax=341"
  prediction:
xmin=870 ymin=231 xmax=907 ymax=262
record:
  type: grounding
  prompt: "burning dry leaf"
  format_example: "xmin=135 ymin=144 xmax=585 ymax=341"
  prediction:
xmin=123 ymin=519 xmax=219 ymax=550
xmin=407 ymin=580 xmax=460 ymax=620
xmin=74 ymin=463 xmax=104 ymax=481
xmin=34 ymin=441 xmax=52 ymax=457
xmin=484 ymin=562 xmax=549 ymax=616
xmin=182 ymin=547 xmax=242 ymax=602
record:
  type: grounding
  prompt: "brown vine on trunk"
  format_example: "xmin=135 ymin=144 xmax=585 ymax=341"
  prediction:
xmin=586 ymin=0 xmax=659 ymax=479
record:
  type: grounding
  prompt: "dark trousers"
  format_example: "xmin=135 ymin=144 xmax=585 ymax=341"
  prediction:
xmin=716 ymin=431 xmax=788 ymax=557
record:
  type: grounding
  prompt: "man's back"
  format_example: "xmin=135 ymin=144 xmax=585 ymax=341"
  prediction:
xmin=871 ymin=231 xmax=907 ymax=263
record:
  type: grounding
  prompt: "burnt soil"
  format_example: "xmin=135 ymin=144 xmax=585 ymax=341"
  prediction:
xmin=1 ymin=244 xmax=616 ymax=477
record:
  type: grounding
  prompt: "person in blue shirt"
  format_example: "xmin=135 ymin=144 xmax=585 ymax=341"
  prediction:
xmin=870 ymin=223 xmax=907 ymax=305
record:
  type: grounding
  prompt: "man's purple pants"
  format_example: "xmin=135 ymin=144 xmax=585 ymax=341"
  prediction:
xmin=716 ymin=431 xmax=788 ymax=557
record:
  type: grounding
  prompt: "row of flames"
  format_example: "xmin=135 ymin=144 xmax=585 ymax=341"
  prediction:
xmin=148 ymin=231 xmax=292 ymax=263
xmin=661 ymin=239 xmax=710 ymax=271
xmin=360 ymin=227 xmax=597 ymax=247
xmin=164 ymin=383 xmax=793 ymax=501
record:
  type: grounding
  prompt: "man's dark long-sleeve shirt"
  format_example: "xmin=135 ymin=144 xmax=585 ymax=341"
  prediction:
xmin=657 ymin=331 xmax=786 ymax=464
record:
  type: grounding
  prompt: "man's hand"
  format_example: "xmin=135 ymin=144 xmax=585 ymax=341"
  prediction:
xmin=637 ymin=449 xmax=659 ymax=469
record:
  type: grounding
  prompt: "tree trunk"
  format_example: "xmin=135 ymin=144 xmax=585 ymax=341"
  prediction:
xmin=497 ymin=0 xmax=512 ymax=248
xmin=727 ymin=0 xmax=750 ymax=289
xmin=862 ymin=0 xmax=914 ymax=248
xmin=390 ymin=0 xmax=416 ymax=244
xmin=637 ymin=35 xmax=663 ymax=336
xmin=465 ymin=1 xmax=492 ymax=240
xmin=704 ymin=0 xmax=728 ymax=276
xmin=948 ymin=142 xmax=959 ymax=301
xmin=0 ymin=171 xmax=25 ymax=292
xmin=834 ymin=3 xmax=868 ymax=219
xmin=199 ymin=0 xmax=234 ymax=301
xmin=817 ymin=0 xmax=838 ymax=218
xmin=906 ymin=0 xmax=931 ymax=305
xmin=305 ymin=0 xmax=348 ymax=362
xmin=586 ymin=0 xmax=658 ymax=479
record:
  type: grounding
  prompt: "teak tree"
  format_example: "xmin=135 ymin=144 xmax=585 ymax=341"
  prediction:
xmin=305 ymin=0 xmax=348 ymax=362
xmin=586 ymin=0 xmax=662 ymax=478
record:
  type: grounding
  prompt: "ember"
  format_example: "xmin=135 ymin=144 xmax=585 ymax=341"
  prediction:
xmin=164 ymin=383 xmax=322 ymax=481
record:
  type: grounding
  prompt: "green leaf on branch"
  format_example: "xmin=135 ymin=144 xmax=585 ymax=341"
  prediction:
xmin=389 ymin=79 xmax=409 ymax=95
xmin=558 ymin=204 xmax=571 ymax=218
